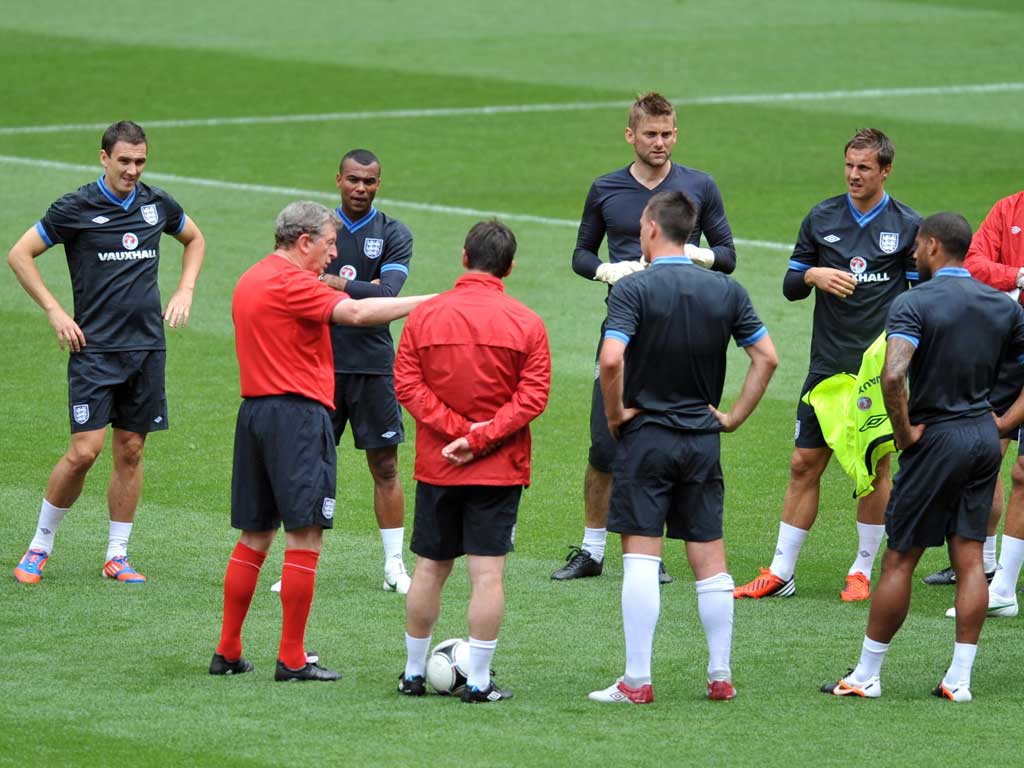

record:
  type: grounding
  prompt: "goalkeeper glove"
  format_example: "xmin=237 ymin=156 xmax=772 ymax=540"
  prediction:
xmin=684 ymin=244 xmax=715 ymax=269
xmin=594 ymin=260 xmax=645 ymax=285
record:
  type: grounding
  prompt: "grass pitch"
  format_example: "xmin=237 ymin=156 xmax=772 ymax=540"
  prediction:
xmin=2 ymin=2 xmax=1024 ymax=766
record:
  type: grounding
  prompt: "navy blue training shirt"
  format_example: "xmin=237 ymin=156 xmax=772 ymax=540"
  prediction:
xmin=325 ymin=207 xmax=413 ymax=375
xmin=572 ymin=164 xmax=736 ymax=278
xmin=886 ymin=267 xmax=1024 ymax=425
xmin=604 ymin=255 xmax=766 ymax=432
xmin=36 ymin=178 xmax=186 ymax=351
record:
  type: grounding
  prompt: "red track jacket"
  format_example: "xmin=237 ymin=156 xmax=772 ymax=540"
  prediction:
xmin=394 ymin=272 xmax=550 ymax=486
xmin=964 ymin=191 xmax=1024 ymax=292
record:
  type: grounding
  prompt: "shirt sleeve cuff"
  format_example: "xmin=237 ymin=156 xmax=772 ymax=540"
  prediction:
xmin=604 ymin=330 xmax=630 ymax=345
xmin=736 ymin=326 xmax=768 ymax=347
xmin=35 ymin=221 xmax=54 ymax=247
xmin=887 ymin=332 xmax=919 ymax=348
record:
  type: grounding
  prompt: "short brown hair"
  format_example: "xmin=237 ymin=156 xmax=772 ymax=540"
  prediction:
xmin=628 ymin=92 xmax=675 ymax=130
xmin=918 ymin=212 xmax=973 ymax=261
xmin=845 ymin=128 xmax=894 ymax=168
xmin=101 ymin=121 xmax=147 ymax=153
xmin=464 ymin=220 xmax=516 ymax=277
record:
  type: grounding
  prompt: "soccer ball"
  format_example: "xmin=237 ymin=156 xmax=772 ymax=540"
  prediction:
xmin=426 ymin=638 xmax=470 ymax=695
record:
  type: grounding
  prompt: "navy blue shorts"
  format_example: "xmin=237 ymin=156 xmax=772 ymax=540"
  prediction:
xmin=886 ymin=414 xmax=1001 ymax=551
xmin=67 ymin=350 xmax=168 ymax=434
xmin=608 ymin=422 xmax=724 ymax=542
xmin=332 ymin=373 xmax=404 ymax=450
xmin=231 ymin=396 xmax=337 ymax=532
xmin=793 ymin=372 xmax=830 ymax=450
xmin=411 ymin=482 xmax=522 ymax=560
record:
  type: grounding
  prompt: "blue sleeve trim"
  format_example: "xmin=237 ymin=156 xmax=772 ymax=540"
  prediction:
xmin=906 ymin=271 xmax=919 ymax=282
xmin=604 ymin=330 xmax=630 ymax=345
xmin=1017 ymin=354 xmax=1024 ymax=366
xmin=736 ymin=326 xmax=768 ymax=348
xmin=380 ymin=263 xmax=409 ymax=275
xmin=788 ymin=259 xmax=811 ymax=272
xmin=888 ymin=332 xmax=919 ymax=348
xmin=173 ymin=214 xmax=187 ymax=235
xmin=35 ymin=221 xmax=53 ymax=248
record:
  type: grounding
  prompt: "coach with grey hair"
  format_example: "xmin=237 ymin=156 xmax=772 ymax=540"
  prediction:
xmin=209 ymin=201 xmax=434 ymax=682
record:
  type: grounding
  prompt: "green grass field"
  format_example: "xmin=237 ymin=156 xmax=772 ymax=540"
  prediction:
xmin=2 ymin=2 xmax=1024 ymax=765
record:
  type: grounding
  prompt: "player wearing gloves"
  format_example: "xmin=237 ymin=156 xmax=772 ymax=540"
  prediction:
xmin=556 ymin=92 xmax=736 ymax=583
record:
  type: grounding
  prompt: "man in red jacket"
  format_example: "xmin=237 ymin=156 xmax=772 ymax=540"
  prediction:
xmin=393 ymin=220 xmax=551 ymax=703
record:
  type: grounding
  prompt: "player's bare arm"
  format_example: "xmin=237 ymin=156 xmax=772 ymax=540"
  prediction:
xmin=164 ymin=216 xmax=206 ymax=328
xmin=881 ymin=336 xmax=924 ymax=449
xmin=709 ymin=335 xmax=779 ymax=432
xmin=7 ymin=226 xmax=85 ymax=352
xmin=598 ymin=337 xmax=641 ymax=439
xmin=804 ymin=266 xmax=858 ymax=298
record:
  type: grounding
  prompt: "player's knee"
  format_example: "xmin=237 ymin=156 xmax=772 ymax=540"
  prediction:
xmin=368 ymin=451 xmax=399 ymax=483
xmin=115 ymin=436 xmax=146 ymax=469
xmin=1011 ymin=457 xmax=1024 ymax=489
xmin=65 ymin=441 xmax=102 ymax=472
xmin=789 ymin=449 xmax=826 ymax=483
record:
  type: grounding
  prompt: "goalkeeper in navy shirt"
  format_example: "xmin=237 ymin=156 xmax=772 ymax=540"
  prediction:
xmin=552 ymin=92 xmax=737 ymax=583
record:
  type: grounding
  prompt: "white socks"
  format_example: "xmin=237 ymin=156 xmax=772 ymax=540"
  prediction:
xmin=848 ymin=522 xmax=885 ymax=577
xmin=696 ymin=572 xmax=735 ymax=681
xmin=944 ymin=642 xmax=977 ymax=687
xmin=984 ymin=535 xmax=998 ymax=574
xmin=582 ymin=527 xmax=607 ymax=563
xmin=404 ymin=633 xmax=431 ymax=679
xmin=105 ymin=521 xmax=133 ymax=561
xmin=381 ymin=527 xmax=405 ymax=564
xmin=991 ymin=534 xmax=1024 ymax=596
xmin=621 ymin=553 xmax=661 ymax=686
xmin=28 ymin=499 xmax=70 ymax=554
xmin=852 ymin=635 xmax=890 ymax=682
xmin=769 ymin=522 xmax=808 ymax=581
xmin=468 ymin=637 xmax=497 ymax=690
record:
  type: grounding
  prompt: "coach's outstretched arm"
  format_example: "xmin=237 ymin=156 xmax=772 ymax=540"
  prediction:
xmin=8 ymin=226 xmax=85 ymax=351
xmin=331 ymin=293 xmax=435 ymax=326
xmin=708 ymin=335 xmax=778 ymax=432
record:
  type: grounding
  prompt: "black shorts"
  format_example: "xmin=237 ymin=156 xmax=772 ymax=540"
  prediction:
xmin=608 ymin=423 xmax=724 ymax=542
xmin=794 ymin=372 xmax=830 ymax=449
xmin=886 ymin=414 xmax=1001 ymax=551
xmin=231 ymin=396 xmax=337 ymax=532
xmin=332 ymin=373 xmax=404 ymax=450
xmin=67 ymin=350 xmax=168 ymax=434
xmin=410 ymin=482 xmax=522 ymax=560
xmin=589 ymin=326 xmax=616 ymax=473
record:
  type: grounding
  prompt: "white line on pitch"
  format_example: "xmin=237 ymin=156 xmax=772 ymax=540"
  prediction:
xmin=0 ymin=154 xmax=793 ymax=252
xmin=0 ymin=82 xmax=1021 ymax=136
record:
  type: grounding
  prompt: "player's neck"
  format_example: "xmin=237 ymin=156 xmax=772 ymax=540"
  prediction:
xmin=340 ymin=203 xmax=372 ymax=222
xmin=629 ymin=159 xmax=672 ymax=189
xmin=849 ymin=188 xmax=886 ymax=214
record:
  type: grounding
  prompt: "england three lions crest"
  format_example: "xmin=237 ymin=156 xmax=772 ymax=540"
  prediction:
xmin=878 ymin=232 xmax=900 ymax=254
xmin=363 ymin=238 xmax=384 ymax=259
xmin=141 ymin=204 xmax=159 ymax=226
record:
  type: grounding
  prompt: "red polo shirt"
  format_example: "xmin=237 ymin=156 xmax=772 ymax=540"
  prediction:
xmin=232 ymin=254 xmax=348 ymax=409
xmin=964 ymin=191 xmax=1024 ymax=291
xmin=394 ymin=271 xmax=550 ymax=486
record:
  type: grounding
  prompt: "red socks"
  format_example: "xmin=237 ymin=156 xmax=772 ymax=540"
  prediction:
xmin=216 ymin=541 xmax=267 ymax=661
xmin=278 ymin=549 xmax=320 ymax=670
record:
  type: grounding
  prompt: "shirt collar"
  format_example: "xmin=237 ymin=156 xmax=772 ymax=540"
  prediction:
xmin=455 ymin=272 xmax=506 ymax=291
xmin=336 ymin=206 xmax=377 ymax=233
xmin=846 ymin=191 xmax=889 ymax=228
xmin=97 ymin=175 xmax=137 ymax=211
xmin=649 ymin=255 xmax=691 ymax=267
xmin=934 ymin=266 xmax=971 ymax=278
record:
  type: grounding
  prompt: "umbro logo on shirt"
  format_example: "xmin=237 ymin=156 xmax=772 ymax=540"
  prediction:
xmin=1013 ymin=226 xmax=1021 ymax=235
xmin=824 ymin=234 xmax=841 ymax=243
xmin=91 ymin=216 xmax=110 ymax=224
